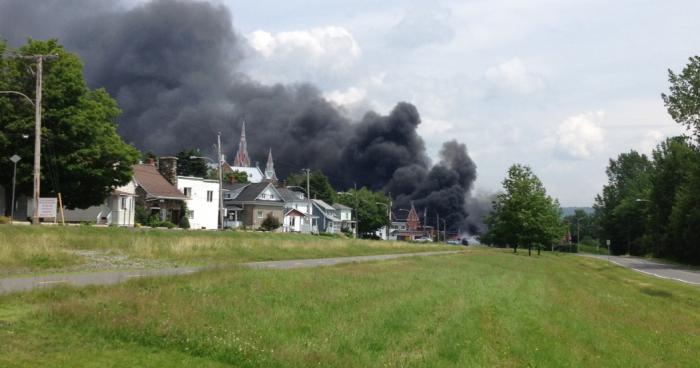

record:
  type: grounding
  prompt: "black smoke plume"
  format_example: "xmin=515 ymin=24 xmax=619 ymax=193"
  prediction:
xmin=0 ymin=0 xmax=486 ymax=233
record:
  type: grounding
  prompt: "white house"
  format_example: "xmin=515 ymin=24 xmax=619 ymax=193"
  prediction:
xmin=177 ymin=176 xmax=220 ymax=230
xmin=277 ymin=187 xmax=315 ymax=233
xmin=62 ymin=181 xmax=137 ymax=226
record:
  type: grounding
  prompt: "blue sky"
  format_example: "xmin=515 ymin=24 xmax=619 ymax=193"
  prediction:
xmin=168 ymin=1 xmax=699 ymax=205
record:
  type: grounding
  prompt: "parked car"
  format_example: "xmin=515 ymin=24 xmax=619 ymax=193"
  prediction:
xmin=414 ymin=237 xmax=433 ymax=243
xmin=461 ymin=238 xmax=469 ymax=246
xmin=447 ymin=239 xmax=461 ymax=245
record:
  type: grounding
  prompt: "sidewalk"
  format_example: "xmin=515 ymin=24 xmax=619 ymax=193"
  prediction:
xmin=0 ymin=250 xmax=463 ymax=295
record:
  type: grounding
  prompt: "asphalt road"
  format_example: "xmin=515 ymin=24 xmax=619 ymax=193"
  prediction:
xmin=583 ymin=254 xmax=700 ymax=286
xmin=0 ymin=250 xmax=463 ymax=295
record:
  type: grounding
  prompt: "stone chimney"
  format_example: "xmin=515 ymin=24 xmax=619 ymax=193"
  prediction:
xmin=158 ymin=156 xmax=178 ymax=185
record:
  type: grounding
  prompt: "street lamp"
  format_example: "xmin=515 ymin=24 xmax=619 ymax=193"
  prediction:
xmin=190 ymin=152 xmax=224 ymax=231
xmin=9 ymin=154 xmax=21 ymax=224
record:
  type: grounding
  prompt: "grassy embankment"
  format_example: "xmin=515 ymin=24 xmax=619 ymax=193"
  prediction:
xmin=577 ymin=243 xmax=610 ymax=255
xmin=1 ymin=248 xmax=698 ymax=367
xmin=0 ymin=225 xmax=451 ymax=276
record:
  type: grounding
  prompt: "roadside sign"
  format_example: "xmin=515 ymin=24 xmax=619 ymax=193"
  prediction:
xmin=37 ymin=197 xmax=57 ymax=218
xmin=10 ymin=154 xmax=21 ymax=163
xmin=606 ymin=239 xmax=611 ymax=246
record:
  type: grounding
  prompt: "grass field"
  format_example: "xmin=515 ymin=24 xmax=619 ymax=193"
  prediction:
xmin=0 ymin=225 xmax=449 ymax=276
xmin=0 ymin=248 xmax=698 ymax=367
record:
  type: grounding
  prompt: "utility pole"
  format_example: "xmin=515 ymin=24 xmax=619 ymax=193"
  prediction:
xmin=217 ymin=132 xmax=224 ymax=230
xmin=354 ymin=182 xmax=358 ymax=238
xmin=576 ymin=217 xmax=580 ymax=251
xmin=387 ymin=192 xmax=392 ymax=241
xmin=15 ymin=53 xmax=57 ymax=225
xmin=304 ymin=168 xmax=311 ymax=233
xmin=436 ymin=213 xmax=440 ymax=242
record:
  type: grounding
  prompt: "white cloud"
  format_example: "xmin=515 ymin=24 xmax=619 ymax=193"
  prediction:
xmin=246 ymin=26 xmax=361 ymax=73
xmin=638 ymin=130 xmax=665 ymax=154
xmin=485 ymin=58 xmax=545 ymax=95
xmin=554 ymin=111 xmax=605 ymax=160
xmin=324 ymin=86 xmax=367 ymax=106
xmin=385 ymin=5 xmax=455 ymax=49
xmin=418 ymin=117 xmax=454 ymax=137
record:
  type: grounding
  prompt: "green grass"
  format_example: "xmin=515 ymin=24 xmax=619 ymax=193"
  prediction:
xmin=0 ymin=225 xmax=449 ymax=275
xmin=578 ymin=243 xmax=610 ymax=255
xmin=1 ymin=248 xmax=698 ymax=367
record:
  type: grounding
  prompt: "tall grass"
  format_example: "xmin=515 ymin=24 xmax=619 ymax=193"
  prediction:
xmin=1 ymin=248 xmax=698 ymax=367
xmin=0 ymin=225 xmax=447 ymax=274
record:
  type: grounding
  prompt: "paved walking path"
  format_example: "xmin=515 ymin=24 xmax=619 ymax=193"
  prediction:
xmin=582 ymin=254 xmax=700 ymax=286
xmin=0 ymin=250 xmax=463 ymax=295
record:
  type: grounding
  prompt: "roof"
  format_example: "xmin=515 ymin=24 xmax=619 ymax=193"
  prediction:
xmin=223 ymin=182 xmax=248 ymax=192
xmin=225 ymin=182 xmax=284 ymax=205
xmin=112 ymin=190 xmax=135 ymax=196
xmin=277 ymin=187 xmax=305 ymax=202
xmin=284 ymin=208 xmax=308 ymax=217
xmin=133 ymin=164 xmax=186 ymax=200
xmin=332 ymin=203 xmax=352 ymax=210
xmin=312 ymin=199 xmax=335 ymax=211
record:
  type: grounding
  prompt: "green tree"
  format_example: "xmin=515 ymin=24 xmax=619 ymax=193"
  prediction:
xmin=226 ymin=170 xmax=249 ymax=183
xmin=336 ymin=187 xmax=391 ymax=237
xmin=286 ymin=170 xmax=336 ymax=204
xmin=662 ymin=56 xmax=700 ymax=140
xmin=483 ymin=164 xmax=565 ymax=255
xmin=176 ymin=149 xmax=208 ymax=177
xmin=0 ymin=39 xmax=139 ymax=212
xmin=594 ymin=151 xmax=653 ymax=255
xmin=260 ymin=213 xmax=280 ymax=231
xmin=564 ymin=209 xmax=599 ymax=244
xmin=646 ymin=137 xmax=696 ymax=257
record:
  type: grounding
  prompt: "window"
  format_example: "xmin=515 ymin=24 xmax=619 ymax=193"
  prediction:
xmin=257 ymin=210 xmax=263 ymax=219
xmin=260 ymin=193 xmax=266 ymax=199
xmin=188 ymin=210 xmax=194 ymax=219
xmin=290 ymin=217 xmax=295 ymax=226
xmin=120 ymin=197 xmax=127 ymax=210
xmin=206 ymin=190 xmax=213 ymax=202
xmin=183 ymin=187 xmax=192 ymax=198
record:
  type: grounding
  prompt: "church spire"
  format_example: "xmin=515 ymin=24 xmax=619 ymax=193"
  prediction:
xmin=265 ymin=148 xmax=277 ymax=181
xmin=233 ymin=121 xmax=251 ymax=167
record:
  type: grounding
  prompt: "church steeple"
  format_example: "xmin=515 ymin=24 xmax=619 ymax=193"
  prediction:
xmin=233 ymin=121 xmax=251 ymax=167
xmin=265 ymin=148 xmax=277 ymax=181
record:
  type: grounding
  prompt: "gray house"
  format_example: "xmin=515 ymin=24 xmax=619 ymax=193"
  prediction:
xmin=311 ymin=199 xmax=342 ymax=234
xmin=223 ymin=182 xmax=285 ymax=230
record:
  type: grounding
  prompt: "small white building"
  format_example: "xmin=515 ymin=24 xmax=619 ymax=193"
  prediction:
xmin=177 ymin=176 xmax=220 ymax=230
xmin=62 ymin=181 xmax=137 ymax=226
xmin=277 ymin=187 xmax=316 ymax=233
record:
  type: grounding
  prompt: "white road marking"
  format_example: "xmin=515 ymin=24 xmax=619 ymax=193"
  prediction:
xmin=606 ymin=259 xmax=700 ymax=286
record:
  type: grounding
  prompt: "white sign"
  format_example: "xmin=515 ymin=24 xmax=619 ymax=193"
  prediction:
xmin=37 ymin=197 xmax=57 ymax=218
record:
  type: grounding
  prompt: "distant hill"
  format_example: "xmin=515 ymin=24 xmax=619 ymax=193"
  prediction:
xmin=560 ymin=207 xmax=594 ymax=217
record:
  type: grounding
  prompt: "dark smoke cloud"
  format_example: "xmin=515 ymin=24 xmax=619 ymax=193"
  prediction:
xmin=0 ymin=0 xmax=488 ymax=233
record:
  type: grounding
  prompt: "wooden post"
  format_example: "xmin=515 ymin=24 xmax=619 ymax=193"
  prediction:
xmin=58 ymin=192 xmax=65 ymax=225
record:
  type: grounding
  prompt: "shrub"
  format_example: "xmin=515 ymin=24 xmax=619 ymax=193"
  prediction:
xmin=180 ymin=203 xmax=190 ymax=229
xmin=260 ymin=213 xmax=281 ymax=231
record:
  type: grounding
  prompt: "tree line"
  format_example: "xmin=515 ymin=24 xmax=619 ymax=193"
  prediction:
xmin=594 ymin=56 xmax=700 ymax=263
